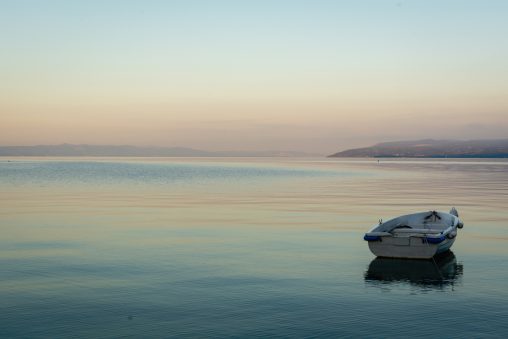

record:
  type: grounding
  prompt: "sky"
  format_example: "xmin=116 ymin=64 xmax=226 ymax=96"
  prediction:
xmin=1 ymin=0 xmax=507 ymax=153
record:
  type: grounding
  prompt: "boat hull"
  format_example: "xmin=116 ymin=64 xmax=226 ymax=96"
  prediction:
xmin=368 ymin=236 xmax=456 ymax=259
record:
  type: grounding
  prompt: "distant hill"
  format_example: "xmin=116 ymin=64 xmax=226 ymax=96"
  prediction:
xmin=328 ymin=139 xmax=508 ymax=158
xmin=0 ymin=144 xmax=317 ymax=157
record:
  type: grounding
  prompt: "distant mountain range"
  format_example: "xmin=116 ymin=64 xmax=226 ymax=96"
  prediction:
xmin=329 ymin=139 xmax=508 ymax=158
xmin=0 ymin=144 xmax=317 ymax=157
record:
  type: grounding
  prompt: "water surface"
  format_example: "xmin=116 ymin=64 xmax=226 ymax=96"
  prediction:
xmin=1 ymin=158 xmax=508 ymax=337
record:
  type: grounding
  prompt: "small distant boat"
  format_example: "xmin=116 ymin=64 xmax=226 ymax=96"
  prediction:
xmin=364 ymin=208 xmax=464 ymax=259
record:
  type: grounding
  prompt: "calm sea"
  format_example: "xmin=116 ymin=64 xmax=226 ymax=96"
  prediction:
xmin=1 ymin=158 xmax=508 ymax=338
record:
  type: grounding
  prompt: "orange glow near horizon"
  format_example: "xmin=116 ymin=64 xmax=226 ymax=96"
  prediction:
xmin=1 ymin=1 xmax=507 ymax=153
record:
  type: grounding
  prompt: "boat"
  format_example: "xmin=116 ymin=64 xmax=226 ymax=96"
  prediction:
xmin=363 ymin=208 xmax=464 ymax=259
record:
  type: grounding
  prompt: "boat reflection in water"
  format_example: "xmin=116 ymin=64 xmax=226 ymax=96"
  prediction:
xmin=365 ymin=251 xmax=463 ymax=290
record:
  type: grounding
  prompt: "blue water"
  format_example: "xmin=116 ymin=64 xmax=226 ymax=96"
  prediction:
xmin=1 ymin=158 xmax=508 ymax=337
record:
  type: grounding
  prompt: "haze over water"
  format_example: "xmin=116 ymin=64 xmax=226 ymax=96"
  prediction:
xmin=1 ymin=158 xmax=508 ymax=337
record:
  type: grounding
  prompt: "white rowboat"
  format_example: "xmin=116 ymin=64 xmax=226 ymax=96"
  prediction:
xmin=364 ymin=208 xmax=464 ymax=259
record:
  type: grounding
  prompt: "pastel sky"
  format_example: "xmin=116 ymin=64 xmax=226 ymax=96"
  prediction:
xmin=1 ymin=0 xmax=507 ymax=153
